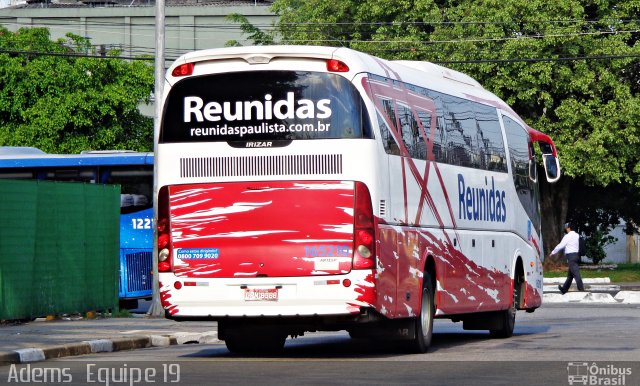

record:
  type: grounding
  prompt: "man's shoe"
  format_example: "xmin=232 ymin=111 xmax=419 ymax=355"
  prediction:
xmin=558 ymin=285 xmax=567 ymax=294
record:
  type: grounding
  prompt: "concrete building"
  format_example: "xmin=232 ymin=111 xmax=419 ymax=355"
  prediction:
xmin=0 ymin=0 xmax=277 ymax=61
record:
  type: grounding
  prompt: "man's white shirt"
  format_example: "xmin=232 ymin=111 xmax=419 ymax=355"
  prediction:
xmin=551 ymin=230 xmax=580 ymax=255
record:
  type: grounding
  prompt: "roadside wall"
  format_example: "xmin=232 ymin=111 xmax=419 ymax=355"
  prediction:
xmin=603 ymin=222 xmax=628 ymax=263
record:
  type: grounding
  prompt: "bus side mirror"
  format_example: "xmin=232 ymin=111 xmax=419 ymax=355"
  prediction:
xmin=542 ymin=154 xmax=561 ymax=183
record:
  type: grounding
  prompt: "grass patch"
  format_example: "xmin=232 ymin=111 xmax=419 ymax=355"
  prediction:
xmin=114 ymin=308 xmax=133 ymax=318
xmin=544 ymin=263 xmax=640 ymax=282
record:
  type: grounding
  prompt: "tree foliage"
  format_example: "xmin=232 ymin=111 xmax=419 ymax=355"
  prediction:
xmin=232 ymin=0 xmax=640 ymax=258
xmin=225 ymin=14 xmax=275 ymax=47
xmin=269 ymin=0 xmax=640 ymax=185
xmin=0 ymin=27 xmax=154 ymax=153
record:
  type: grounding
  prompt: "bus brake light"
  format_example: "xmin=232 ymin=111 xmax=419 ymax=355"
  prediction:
xmin=159 ymin=261 xmax=171 ymax=272
xmin=158 ymin=234 xmax=170 ymax=250
xmin=327 ymin=59 xmax=349 ymax=73
xmin=353 ymin=182 xmax=375 ymax=270
xmin=157 ymin=186 xmax=173 ymax=273
xmin=172 ymin=63 xmax=194 ymax=77
xmin=157 ymin=218 xmax=169 ymax=233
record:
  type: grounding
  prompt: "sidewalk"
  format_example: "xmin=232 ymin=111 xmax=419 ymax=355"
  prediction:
xmin=0 ymin=315 xmax=219 ymax=366
xmin=542 ymin=278 xmax=640 ymax=304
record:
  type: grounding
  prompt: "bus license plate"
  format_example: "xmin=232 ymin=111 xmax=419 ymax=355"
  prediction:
xmin=244 ymin=288 xmax=279 ymax=302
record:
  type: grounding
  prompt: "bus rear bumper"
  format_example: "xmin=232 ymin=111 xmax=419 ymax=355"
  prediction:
xmin=158 ymin=270 xmax=376 ymax=319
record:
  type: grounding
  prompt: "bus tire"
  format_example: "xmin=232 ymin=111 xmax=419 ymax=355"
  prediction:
xmin=408 ymin=272 xmax=434 ymax=353
xmin=489 ymin=304 xmax=516 ymax=339
xmin=489 ymin=276 xmax=520 ymax=338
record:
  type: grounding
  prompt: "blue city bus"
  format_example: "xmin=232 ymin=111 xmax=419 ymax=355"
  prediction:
xmin=0 ymin=147 xmax=153 ymax=309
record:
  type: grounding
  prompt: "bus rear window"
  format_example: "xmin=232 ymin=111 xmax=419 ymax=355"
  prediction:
xmin=160 ymin=71 xmax=372 ymax=143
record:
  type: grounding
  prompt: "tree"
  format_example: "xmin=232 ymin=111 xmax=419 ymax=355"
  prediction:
xmin=567 ymin=178 xmax=640 ymax=264
xmin=421 ymin=1 xmax=640 ymax=262
xmin=225 ymin=14 xmax=275 ymax=47
xmin=0 ymin=27 xmax=154 ymax=153
xmin=232 ymin=0 xmax=640 ymax=261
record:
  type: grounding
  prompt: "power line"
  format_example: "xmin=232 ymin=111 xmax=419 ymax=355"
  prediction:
xmin=2 ymin=17 xmax=638 ymax=34
xmin=4 ymin=17 xmax=638 ymax=28
xmin=0 ymin=48 xmax=154 ymax=61
xmin=275 ymin=19 xmax=640 ymax=27
xmin=1 ymin=47 xmax=639 ymax=65
xmin=273 ymin=29 xmax=640 ymax=45
xmin=433 ymin=54 xmax=640 ymax=64
xmin=0 ymin=25 xmax=637 ymax=55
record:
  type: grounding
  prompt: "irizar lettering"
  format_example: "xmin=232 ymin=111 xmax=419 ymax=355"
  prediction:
xmin=246 ymin=142 xmax=272 ymax=148
xmin=184 ymin=93 xmax=332 ymax=123
xmin=457 ymin=174 xmax=507 ymax=223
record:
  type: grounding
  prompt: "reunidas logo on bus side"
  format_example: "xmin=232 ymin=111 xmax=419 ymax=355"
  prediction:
xmin=182 ymin=92 xmax=333 ymax=139
xmin=458 ymin=174 xmax=507 ymax=223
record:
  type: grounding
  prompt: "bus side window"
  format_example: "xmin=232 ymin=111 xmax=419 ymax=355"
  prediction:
xmin=50 ymin=168 xmax=96 ymax=183
xmin=432 ymin=99 xmax=448 ymax=163
xmin=415 ymin=109 xmax=431 ymax=161
xmin=473 ymin=103 xmax=508 ymax=173
xmin=397 ymin=104 xmax=424 ymax=159
xmin=443 ymin=96 xmax=481 ymax=169
xmin=504 ymin=115 xmax=541 ymax=232
xmin=377 ymin=98 xmax=400 ymax=156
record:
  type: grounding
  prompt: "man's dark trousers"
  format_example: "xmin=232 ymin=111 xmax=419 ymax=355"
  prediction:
xmin=561 ymin=253 xmax=585 ymax=292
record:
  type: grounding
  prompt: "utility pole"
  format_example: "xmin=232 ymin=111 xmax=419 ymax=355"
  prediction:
xmin=148 ymin=0 xmax=165 ymax=317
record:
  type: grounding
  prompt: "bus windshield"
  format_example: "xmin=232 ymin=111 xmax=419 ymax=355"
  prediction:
xmin=160 ymin=71 xmax=372 ymax=143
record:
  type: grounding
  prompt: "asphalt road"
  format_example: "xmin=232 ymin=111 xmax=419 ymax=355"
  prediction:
xmin=4 ymin=304 xmax=640 ymax=386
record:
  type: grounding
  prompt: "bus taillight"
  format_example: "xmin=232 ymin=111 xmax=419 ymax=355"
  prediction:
xmin=157 ymin=186 xmax=173 ymax=273
xmin=353 ymin=182 xmax=375 ymax=269
xmin=327 ymin=59 xmax=349 ymax=73
xmin=171 ymin=63 xmax=194 ymax=77
xmin=158 ymin=233 xmax=169 ymax=249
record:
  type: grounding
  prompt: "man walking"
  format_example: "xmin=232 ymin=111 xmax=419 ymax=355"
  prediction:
xmin=550 ymin=222 xmax=585 ymax=294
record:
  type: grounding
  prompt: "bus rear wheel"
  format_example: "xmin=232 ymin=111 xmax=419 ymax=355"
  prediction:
xmin=489 ymin=275 xmax=521 ymax=338
xmin=407 ymin=272 xmax=434 ymax=353
xmin=489 ymin=303 xmax=516 ymax=338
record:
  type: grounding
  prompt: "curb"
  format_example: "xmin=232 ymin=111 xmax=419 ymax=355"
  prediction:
xmin=543 ymin=277 xmax=640 ymax=303
xmin=614 ymin=291 xmax=640 ymax=304
xmin=0 ymin=332 xmax=219 ymax=366
xmin=542 ymin=291 xmax=640 ymax=304
xmin=543 ymin=277 xmax=611 ymax=284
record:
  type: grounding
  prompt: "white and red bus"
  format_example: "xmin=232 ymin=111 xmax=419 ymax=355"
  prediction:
xmin=155 ymin=46 xmax=561 ymax=353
